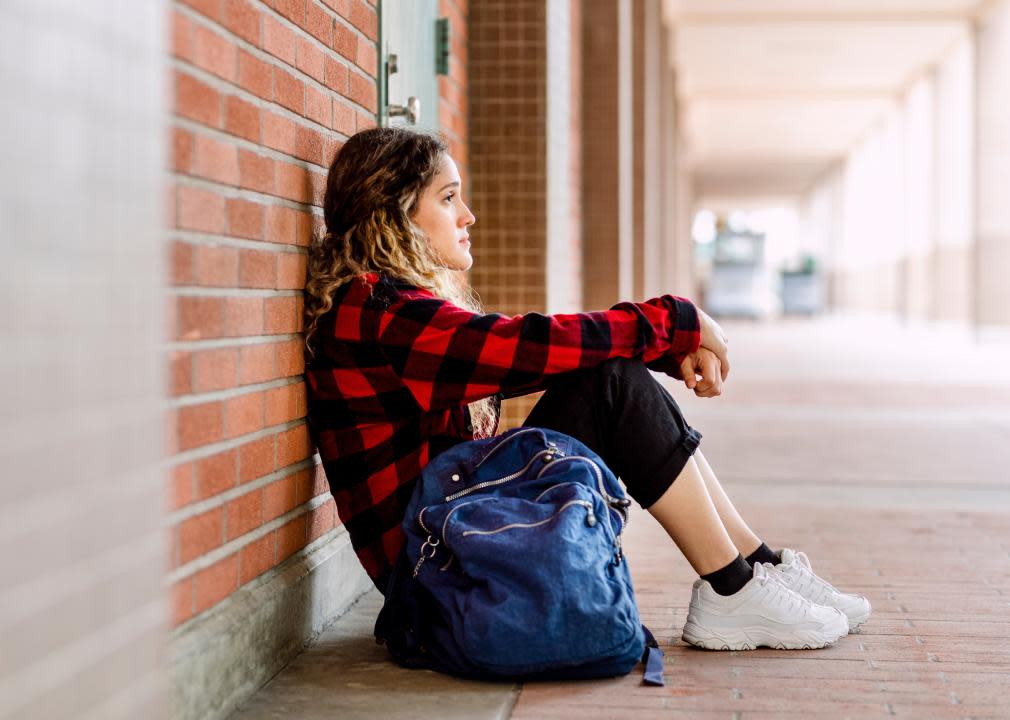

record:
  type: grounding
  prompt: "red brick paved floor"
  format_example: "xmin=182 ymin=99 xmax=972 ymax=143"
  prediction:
xmin=510 ymin=318 xmax=1010 ymax=720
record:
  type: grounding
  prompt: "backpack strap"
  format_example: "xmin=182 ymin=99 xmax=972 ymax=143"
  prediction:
xmin=640 ymin=625 xmax=665 ymax=686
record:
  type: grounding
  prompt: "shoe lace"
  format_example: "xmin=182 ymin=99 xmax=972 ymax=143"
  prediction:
xmin=755 ymin=562 xmax=814 ymax=613
xmin=788 ymin=551 xmax=842 ymax=600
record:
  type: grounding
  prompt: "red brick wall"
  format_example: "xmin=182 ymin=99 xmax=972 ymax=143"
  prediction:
xmin=165 ymin=0 xmax=378 ymax=628
xmin=439 ymin=0 xmax=469 ymax=189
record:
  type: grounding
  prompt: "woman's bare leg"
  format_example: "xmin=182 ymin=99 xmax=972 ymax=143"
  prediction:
xmin=645 ymin=455 xmax=741 ymax=575
xmin=693 ymin=449 xmax=763 ymax=558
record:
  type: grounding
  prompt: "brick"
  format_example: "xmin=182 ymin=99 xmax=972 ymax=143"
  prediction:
xmin=262 ymin=13 xmax=297 ymax=65
xmin=355 ymin=109 xmax=375 ymax=131
xmin=194 ymin=448 xmax=239 ymax=498
xmin=178 ymin=506 xmax=224 ymax=565
xmin=309 ymin=170 xmax=327 ymax=205
xmin=294 ymin=124 xmax=324 ymax=165
xmin=225 ymin=489 xmax=263 ymax=540
xmin=294 ymin=467 xmax=316 ymax=504
xmin=272 ymin=0 xmax=305 ymax=25
xmin=177 ymin=400 xmax=225 ymax=450
xmin=175 ymin=71 xmax=222 ymax=127
xmin=238 ymin=149 xmax=275 ymax=193
xmin=332 ymin=21 xmax=357 ymax=62
xmin=319 ymin=128 xmax=339 ymax=161
xmin=297 ymin=210 xmax=315 ymax=247
xmin=237 ymin=50 xmax=273 ymax=100
xmin=239 ymin=531 xmax=276 ymax=584
xmin=265 ymin=382 xmax=302 ymax=425
xmin=177 ymin=296 xmax=225 ymax=340
xmin=264 ymin=474 xmax=297 ymax=520
xmin=296 ymin=37 xmax=326 ymax=83
xmin=178 ymin=186 xmax=226 ymax=234
xmin=320 ymin=0 xmax=349 ymax=15
xmin=355 ymin=36 xmax=376 ymax=75
xmin=190 ymin=23 xmax=238 ymax=82
xmin=277 ymin=423 xmax=311 ymax=467
xmin=239 ymin=342 xmax=277 ymax=384
xmin=165 ymin=407 xmax=179 ymax=456
xmin=224 ymin=95 xmax=261 ymax=143
xmin=226 ymin=198 xmax=265 ymax=240
xmin=239 ymin=248 xmax=277 ymax=288
xmin=347 ymin=70 xmax=377 ymax=112
xmin=262 ymin=111 xmax=298 ymax=156
xmin=225 ymin=391 xmax=264 ymax=438
xmin=275 ymin=337 xmax=305 ymax=375
xmin=276 ymin=162 xmax=312 ymax=203
xmin=276 ymin=251 xmax=307 ymax=289
xmin=309 ymin=464 xmax=328 ymax=499
xmin=165 ymin=183 xmax=179 ymax=230
xmin=264 ymin=204 xmax=298 ymax=244
xmin=332 ymin=99 xmax=355 ymax=135
xmin=171 ymin=127 xmax=194 ymax=173
xmin=348 ymin=0 xmax=377 ymax=41
xmin=170 ymin=9 xmax=194 ymax=60
xmin=170 ymin=578 xmax=194 ymax=628
xmin=308 ymin=502 xmax=334 ymax=542
xmin=222 ymin=0 xmax=261 ymax=45
xmin=194 ymin=553 xmax=239 ymax=614
xmin=277 ymin=514 xmax=308 ymax=562
xmin=239 ymin=435 xmax=276 ymax=483
xmin=304 ymin=2 xmax=333 ymax=45
xmin=192 ymin=346 xmax=239 ymax=392
xmin=169 ymin=350 xmax=193 ymax=397
xmin=194 ymin=244 xmax=239 ymax=287
xmin=265 ymin=296 xmax=300 ymax=334
xmin=179 ymin=0 xmax=221 ymax=22
xmin=323 ymin=56 xmax=348 ymax=95
xmin=224 ymin=296 xmax=265 ymax=336
xmin=274 ymin=68 xmax=304 ymax=114
xmin=170 ymin=462 xmax=195 ymax=511
xmin=305 ymin=84 xmax=330 ymax=128
xmin=168 ymin=240 xmax=193 ymax=285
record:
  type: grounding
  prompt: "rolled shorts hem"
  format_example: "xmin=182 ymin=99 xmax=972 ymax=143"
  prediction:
xmin=632 ymin=426 xmax=703 ymax=510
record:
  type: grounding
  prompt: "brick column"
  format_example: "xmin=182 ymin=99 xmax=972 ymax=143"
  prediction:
xmin=468 ymin=0 xmax=581 ymax=429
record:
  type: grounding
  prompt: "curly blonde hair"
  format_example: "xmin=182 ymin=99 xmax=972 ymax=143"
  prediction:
xmin=304 ymin=127 xmax=499 ymax=438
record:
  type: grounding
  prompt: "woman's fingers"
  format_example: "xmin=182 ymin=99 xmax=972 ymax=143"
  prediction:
xmin=679 ymin=355 xmax=697 ymax=390
xmin=697 ymin=307 xmax=730 ymax=381
xmin=694 ymin=350 xmax=723 ymax=398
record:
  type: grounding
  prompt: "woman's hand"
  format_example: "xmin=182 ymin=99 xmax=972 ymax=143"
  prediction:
xmin=678 ymin=348 xmax=725 ymax=398
xmin=697 ymin=307 xmax=730 ymax=381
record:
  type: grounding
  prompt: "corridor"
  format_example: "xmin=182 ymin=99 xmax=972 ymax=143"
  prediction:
xmin=230 ymin=317 xmax=1010 ymax=719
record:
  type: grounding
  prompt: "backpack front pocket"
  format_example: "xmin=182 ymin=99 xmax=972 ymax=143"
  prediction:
xmin=435 ymin=484 xmax=639 ymax=673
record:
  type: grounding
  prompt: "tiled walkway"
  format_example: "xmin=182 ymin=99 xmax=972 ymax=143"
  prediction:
xmin=232 ymin=317 xmax=1010 ymax=719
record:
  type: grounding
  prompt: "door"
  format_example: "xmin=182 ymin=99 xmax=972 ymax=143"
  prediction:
xmin=379 ymin=0 xmax=440 ymax=132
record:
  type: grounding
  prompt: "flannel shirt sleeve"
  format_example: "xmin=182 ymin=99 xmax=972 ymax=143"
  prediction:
xmin=376 ymin=288 xmax=702 ymax=412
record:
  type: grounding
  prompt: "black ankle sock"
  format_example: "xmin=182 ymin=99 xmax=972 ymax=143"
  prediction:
xmin=744 ymin=542 xmax=781 ymax=567
xmin=701 ymin=554 xmax=752 ymax=596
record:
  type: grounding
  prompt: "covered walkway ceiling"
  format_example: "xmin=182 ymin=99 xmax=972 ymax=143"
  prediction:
xmin=665 ymin=0 xmax=990 ymax=205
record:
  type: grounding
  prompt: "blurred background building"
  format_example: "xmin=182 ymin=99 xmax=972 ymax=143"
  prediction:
xmin=2 ymin=1 xmax=1008 ymax=718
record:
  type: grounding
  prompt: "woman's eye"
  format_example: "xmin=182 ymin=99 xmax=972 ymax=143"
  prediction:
xmin=443 ymin=192 xmax=455 ymax=203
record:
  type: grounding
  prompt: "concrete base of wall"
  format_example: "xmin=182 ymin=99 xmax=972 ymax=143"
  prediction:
xmin=169 ymin=526 xmax=372 ymax=720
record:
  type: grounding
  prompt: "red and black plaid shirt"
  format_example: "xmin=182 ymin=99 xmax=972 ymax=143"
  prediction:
xmin=305 ymin=272 xmax=701 ymax=592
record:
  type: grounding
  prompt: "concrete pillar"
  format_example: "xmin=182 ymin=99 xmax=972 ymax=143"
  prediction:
xmin=0 ymin=2 xmax=168 ymax=717
xmin=582 ymin=0 xmax=634 ymax=309
xmin=930 ymin=37 xmax=975 ymax=324
xmin=973 ymin=0 xmax=1010 ymax=332
xmin=900 ymin=76 xmax=935 ymax=322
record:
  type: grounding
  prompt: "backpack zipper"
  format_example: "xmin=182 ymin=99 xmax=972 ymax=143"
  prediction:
xmin=444 ymin=448 xmax=557 ymax=502
xmin=459 ymin=499 xmax=596 ymax=537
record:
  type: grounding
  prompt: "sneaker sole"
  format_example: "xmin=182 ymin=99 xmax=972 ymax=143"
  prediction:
xmin=681 ymin=617 xmax=848 ymax=651
xmin=846 ymin=605 xmax=871 ymax=633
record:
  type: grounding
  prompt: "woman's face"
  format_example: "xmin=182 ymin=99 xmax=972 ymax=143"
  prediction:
xmin=412 ymin=154 xmax=476 ymax=271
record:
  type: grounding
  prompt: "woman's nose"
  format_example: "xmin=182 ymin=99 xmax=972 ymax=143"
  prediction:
xmin=462 ymin=204 xmax=476 ymax=227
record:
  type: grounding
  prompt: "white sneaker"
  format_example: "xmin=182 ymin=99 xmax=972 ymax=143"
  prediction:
xmin=766 ymin=548 xmax=872 ymax=632
xmin=682 ymin=562 xmax=849 ymax=650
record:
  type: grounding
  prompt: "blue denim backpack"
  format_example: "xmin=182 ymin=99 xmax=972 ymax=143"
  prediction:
xmin=374 ymin=426 xmax=664 ymax=684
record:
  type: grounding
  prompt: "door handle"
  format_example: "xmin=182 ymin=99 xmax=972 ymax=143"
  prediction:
xmin=387 ymin=96 xmax=420 ymax=125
